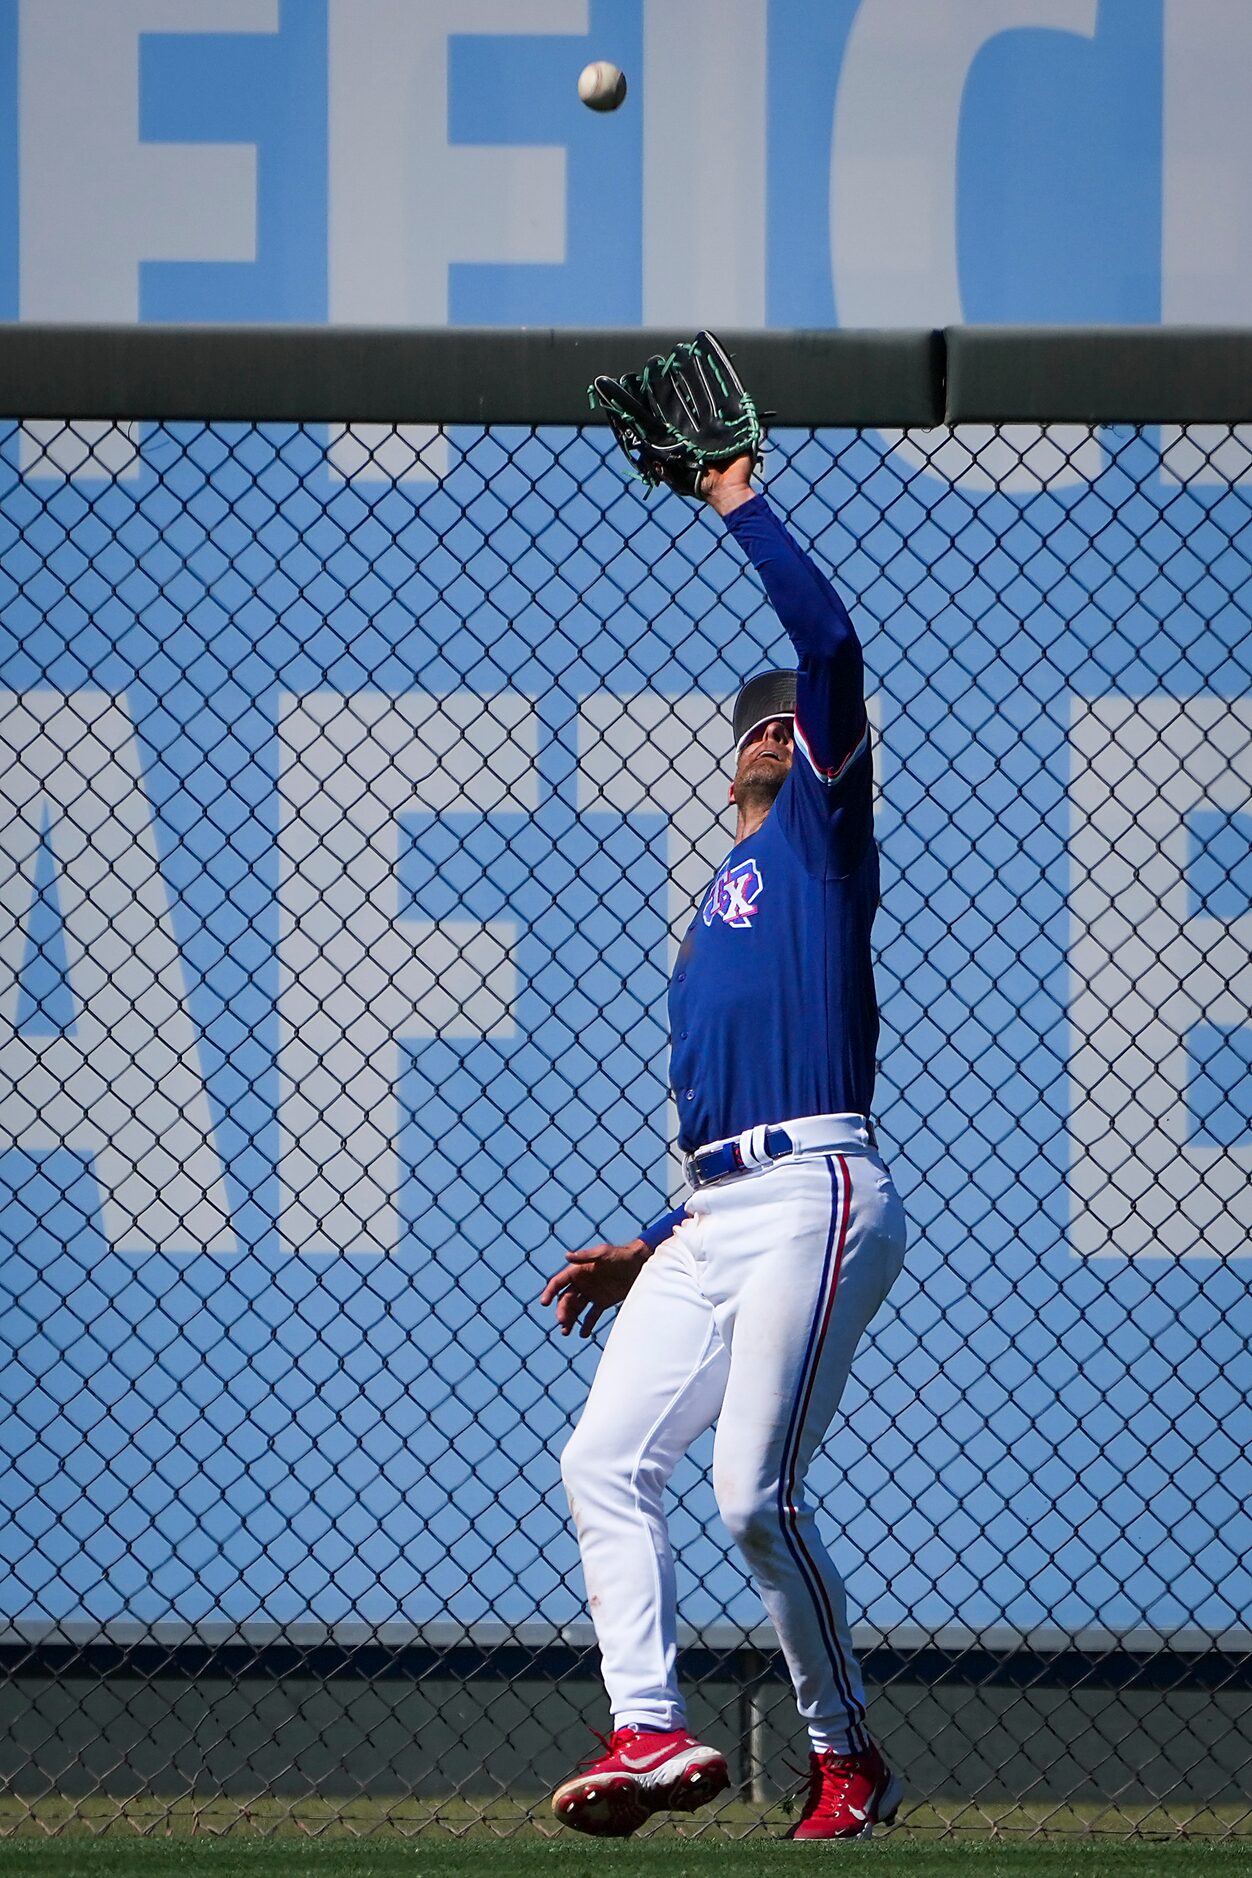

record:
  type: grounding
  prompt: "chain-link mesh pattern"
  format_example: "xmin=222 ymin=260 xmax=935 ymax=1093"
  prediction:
xmin=0 ymin=415 xmax=1249 ymax=1839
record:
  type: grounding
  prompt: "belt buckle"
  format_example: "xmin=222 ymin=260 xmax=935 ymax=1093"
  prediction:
xmin=688 ymin=1137 xmax=746 ymax=1188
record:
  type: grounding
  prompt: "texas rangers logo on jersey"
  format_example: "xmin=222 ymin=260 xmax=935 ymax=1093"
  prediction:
xmin=702 ymin=857 xmax=765 ymax=930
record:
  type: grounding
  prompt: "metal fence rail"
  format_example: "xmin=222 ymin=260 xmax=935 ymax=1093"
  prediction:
xmin=0 ymin=328 xmax=1249 ymax=1837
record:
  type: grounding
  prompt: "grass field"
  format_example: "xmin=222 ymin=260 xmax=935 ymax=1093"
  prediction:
xmin=0 ymin=1838 xmax=1248 ymax=1878
xmin=0 ymin=1797 xmax=1247 ymax=1878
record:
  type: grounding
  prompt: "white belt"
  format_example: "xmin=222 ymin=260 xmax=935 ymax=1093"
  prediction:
xmin=683 ymin=1112 xmax=878 ymax=1189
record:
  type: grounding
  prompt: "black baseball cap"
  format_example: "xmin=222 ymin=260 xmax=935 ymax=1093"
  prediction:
xmin=733 ymin=669 xmax=797 ymax=753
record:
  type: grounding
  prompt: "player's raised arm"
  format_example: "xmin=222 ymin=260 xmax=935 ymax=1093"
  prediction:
xmin=703 ymin=459 xmax=869 ymax=801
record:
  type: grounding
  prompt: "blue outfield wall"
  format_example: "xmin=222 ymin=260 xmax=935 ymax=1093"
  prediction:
xmin=0 ymin=1 xmax=1172 ymax=332
xmin=0 ymin=415 xmax=1248 ymax=1647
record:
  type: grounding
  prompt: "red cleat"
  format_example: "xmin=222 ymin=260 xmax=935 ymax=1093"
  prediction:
xmin=551 ymin=1725 xmax=729 ymax=1837
xmin=788 ymin=1743 xmax=903 ymax=1841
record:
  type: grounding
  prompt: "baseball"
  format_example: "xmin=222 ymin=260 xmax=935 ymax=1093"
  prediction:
xmin=578 ymin=60 xmax=627 ymax=112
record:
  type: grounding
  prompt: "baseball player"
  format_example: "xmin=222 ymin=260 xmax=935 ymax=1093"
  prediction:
xmin=540 ymin=337 xmax=908 ymax=1841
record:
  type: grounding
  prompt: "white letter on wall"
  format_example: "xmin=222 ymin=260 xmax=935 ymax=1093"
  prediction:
xmin=327 ymin=0 xmax=586 ymax=484
xmin=832 ymin=0 xmax=1101 ymax=493
xmin=642 ymin=0 xmax=767 ymax=327
xmin=277 ymin=691 xmax=538 ymax=1255
xmin=1069 ymin=694 xmax=1252 ymax=1258
xmin=0 ymin=692 xmax=234 ymax=1254
xmin=578 ymin=692 xmax=733 ymax=1205
xmin=18 ymin=0 xmax=277 ymax=479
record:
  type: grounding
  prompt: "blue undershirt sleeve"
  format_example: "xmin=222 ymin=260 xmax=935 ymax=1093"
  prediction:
xmin=638 ymin=1204 xmax=687 ymax=1252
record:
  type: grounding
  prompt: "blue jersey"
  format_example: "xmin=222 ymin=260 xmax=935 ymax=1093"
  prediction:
xmin=641 ymin=496 xmax=878 ymax=1246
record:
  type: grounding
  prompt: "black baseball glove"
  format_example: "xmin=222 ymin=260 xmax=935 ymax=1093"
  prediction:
xmin=589 ymin=331 xmax=763 ymax=498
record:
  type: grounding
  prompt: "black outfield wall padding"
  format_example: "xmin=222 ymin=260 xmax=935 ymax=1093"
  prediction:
xmin=2 ymin=323 xmax=1247 ymax=426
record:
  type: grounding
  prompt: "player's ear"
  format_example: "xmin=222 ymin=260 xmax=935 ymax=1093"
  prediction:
xmin=727 ymin=780 xmax=736 ymax=806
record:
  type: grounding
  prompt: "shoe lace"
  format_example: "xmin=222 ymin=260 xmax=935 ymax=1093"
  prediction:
xmin=572 ymin=1727 xmax=615 ymax=1771
xmin=811 ymin=1750 xmax=860 ymax=1812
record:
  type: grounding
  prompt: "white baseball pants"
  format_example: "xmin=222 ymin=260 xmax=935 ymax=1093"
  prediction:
xmin=560 ymin=1142 xmax=906 ymax=1753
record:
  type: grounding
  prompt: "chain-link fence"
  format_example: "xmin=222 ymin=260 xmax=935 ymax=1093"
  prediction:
xmin=0 ymin=329 xmax=1249 ymax=1838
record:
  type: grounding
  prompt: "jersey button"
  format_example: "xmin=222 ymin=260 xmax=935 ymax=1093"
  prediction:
xmin=685 ymin=1089 xmax=694 ymax=1100
xmin=680 ymin=1030 xmax=688 ymax=1040
xmin=677 ymin=971 xmax=685 ymax=982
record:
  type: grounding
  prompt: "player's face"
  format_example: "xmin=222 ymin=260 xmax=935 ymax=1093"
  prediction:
xmin=732 ymin=716 xmax=795 ymax=803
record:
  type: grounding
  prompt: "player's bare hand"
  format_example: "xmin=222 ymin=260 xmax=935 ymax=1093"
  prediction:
xmin=539 ymin=1238 xmax=651 ymax=1339
xmin=698 ymin=453 xmax=756 ymax=515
